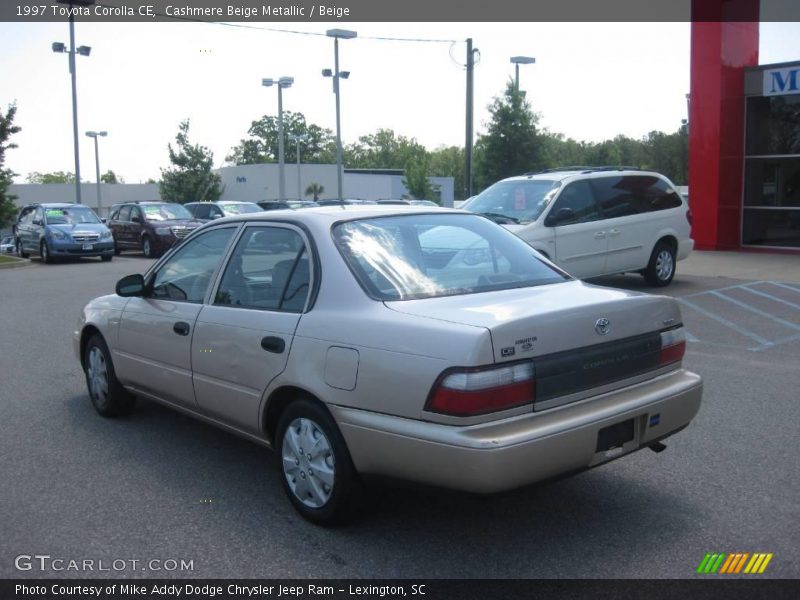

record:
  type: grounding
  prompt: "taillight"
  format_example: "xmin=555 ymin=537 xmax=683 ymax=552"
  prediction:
xmin=660 ymin=327 xmax=686 ymax=365
xmin=426 ymin=362 xmax=535 ymax=416
xmin=686 ymin=209 xmax=693 ymax=226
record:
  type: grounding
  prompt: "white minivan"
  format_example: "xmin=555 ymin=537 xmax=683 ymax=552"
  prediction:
xmin=463 ymin=168 xmax=694 ymax=286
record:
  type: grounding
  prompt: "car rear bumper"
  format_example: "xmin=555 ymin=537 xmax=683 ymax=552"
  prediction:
xmin=677 ymin=238 xmax=694 ymax=261
xmin=333 ymin=368 xmax=702 ymax=494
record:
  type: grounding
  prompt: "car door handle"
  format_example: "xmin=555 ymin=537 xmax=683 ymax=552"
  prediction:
xmin=173 ymin=321 xmax=191 ymax=336
xmin=608 ymin=229 xmax=621 ymax=237
xmin=261 ymin=336 xmax=285 ymax=354
xmin=594 ymin=231 xmax=606 ymax=239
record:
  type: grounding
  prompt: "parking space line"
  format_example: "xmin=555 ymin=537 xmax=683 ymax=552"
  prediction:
xmin=740 ymin=286 xmax=800 ymax=310
xmin=767 ymin=281 xmax=800 ymax=295
xmin=685 ymin=330 xmax=699 ymax=343
xmin=750 ymin=332 xmax=800 ymax=352
xmin=709 ymin=290 xmax=800 ymax=332
xmin=678 ymin=281 xmax=768 ymax=300
xmin=677 ymin=297 xmax=773 ymax=348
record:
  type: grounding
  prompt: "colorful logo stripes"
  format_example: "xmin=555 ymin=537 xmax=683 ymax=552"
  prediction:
xmin=696 ymin=552 xmax=774 ymax=574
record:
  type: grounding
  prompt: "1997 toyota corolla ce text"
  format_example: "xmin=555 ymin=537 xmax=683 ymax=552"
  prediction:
xmin=75 ymin=207 xmax=703 ymax=524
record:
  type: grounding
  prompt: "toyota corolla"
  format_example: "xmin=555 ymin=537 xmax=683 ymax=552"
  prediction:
xmin=74 ymin=206 xmax=702 ymax=524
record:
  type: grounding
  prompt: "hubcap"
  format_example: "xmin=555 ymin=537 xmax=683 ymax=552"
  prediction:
xmin=143 ymin=239 xmax=150 ymax=256
xmin=655 ymin=250 xmax=674 ymax=281
xmin=42 ymin=244 xmax=48 ymax=260
xmin=281 ymin=417 xmax=335 ymax=508
xmin=86 ymin=346 xmax=109 ymax=407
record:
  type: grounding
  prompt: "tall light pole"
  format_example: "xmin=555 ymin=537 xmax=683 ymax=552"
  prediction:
xmin=262 ymin=76 xmax=294 ymax=202
xmin=323 ymin=28 xmax=357 ymax=201
xmin=510 ymin=56 xmax=535 ymax=93
xmin=85 ymin=131 xmax=107 ymax=213
xmin=52 ymin=0 xmax=95 ymax=204
xmin=288 ymin=133 xmax=309 ymax=200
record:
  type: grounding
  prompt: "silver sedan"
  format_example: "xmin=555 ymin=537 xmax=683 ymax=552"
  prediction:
xmin=75 ymin=206 xmax=702 ymax=524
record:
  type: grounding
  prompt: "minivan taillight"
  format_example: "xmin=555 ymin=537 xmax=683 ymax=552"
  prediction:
xmin=660 ymin=327 xmax=686 ymax=366
xmin=427 ymin=362 xmax=535 ymax=416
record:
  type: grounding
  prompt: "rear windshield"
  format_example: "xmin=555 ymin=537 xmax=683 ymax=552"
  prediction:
xmin=142 ymin=203 xmax=192 ymax=221
xmin=333 ymin=213 xmax=567 ymax=301
xmin=464 ymin=179 xmax=561 ymax=224
xmin=219 ymin=202 xmax=262 ymax=215
xmin=44 ymin=206 xmax=101 ymax=225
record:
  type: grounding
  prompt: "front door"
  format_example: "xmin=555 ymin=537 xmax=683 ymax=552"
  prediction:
xmin=191 ymin=225 xmax=312 ymax=434
xmin=547 ymin=180 xmax=607 ymax=278
xmin=115 ymin=226 xmax=238 ymax=408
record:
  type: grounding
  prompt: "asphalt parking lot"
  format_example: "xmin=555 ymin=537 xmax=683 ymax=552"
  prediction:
xmin=1 ymin=254 xmax=798 ymax=579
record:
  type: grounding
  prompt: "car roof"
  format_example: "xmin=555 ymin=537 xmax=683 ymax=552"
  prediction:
xmin=500 ymin=167 xmax=668 ymax=184
xmin=26 ymin=203 xmax=80 ymax=208
xmin=210 ymin=204 xmax=465 ymax=227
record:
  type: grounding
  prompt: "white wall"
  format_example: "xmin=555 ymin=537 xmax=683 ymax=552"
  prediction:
xmin=8 ymin=183 xmax=160 ymax=218
xmin=218 ymin=164 xmax=341 ymax=202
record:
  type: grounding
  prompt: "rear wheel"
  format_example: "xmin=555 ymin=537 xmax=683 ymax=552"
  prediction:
xmin=643 ymin=241 xmax=676 ymax=287
xmin=276 ymin=399 xmax=364 ymax=525
xmin=83 ymin=334 xmax=136 ymax=417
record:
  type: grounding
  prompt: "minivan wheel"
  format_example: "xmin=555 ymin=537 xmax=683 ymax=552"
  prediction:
xmin=17 ymin=239 xmax=28 ymax=258
xmin=643 ymin=241 xmax=676 ymax=287
xmin=41 ymin=240 xmax=53 ymax=264
xmin=276 ymin=399 xmax=364 ymax=525
xmin=83 ymin=334 xmax=136 ymax=417
xmin=142 ymin=236 xmax=155 ymax=258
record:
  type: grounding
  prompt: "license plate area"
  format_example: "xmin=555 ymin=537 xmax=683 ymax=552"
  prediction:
xmin=596 ymin=418 xmax=635 ymax=453
xmin=82 ymin=243 xmax=93 ymax=250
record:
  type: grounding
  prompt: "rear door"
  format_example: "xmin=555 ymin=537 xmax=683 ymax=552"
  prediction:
xmin=113 ymin=205 xmax=132 ymax=248
xmin=191 ymin=224 xmax=311 ymax=434
xmin=115 ymin=226 xmax=238 ymax=408
xmin=546 ymin=180 xmax=607 ymax=278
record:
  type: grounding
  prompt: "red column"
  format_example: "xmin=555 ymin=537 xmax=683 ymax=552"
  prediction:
xmin=689 ymin=1 xmax=759 ymax=250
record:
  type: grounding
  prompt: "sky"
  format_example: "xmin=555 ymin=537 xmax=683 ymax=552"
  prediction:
xmin=1 ymin=20 xmax=800 ymax=184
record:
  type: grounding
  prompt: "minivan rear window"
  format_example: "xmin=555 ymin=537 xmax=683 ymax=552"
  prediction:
xmin=591 ymin=176 xmax=682 ymax=218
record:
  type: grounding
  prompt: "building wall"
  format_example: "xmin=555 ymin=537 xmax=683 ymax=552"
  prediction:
xmin=218 ymin=164 xmax=341 ymax=202
xmin=7 ymin=183 xmax=161 ymax=218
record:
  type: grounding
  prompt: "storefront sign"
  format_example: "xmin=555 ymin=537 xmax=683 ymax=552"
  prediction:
xmin=763 ymin=67 xmax=800 ymax=96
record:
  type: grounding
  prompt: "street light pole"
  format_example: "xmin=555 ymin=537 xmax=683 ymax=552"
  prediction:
xmin=288 ymin=133 xmax=309 ymax=199
xmin=324 ymin=28 xmax=357 ymax=201
xmin=510 ymin=56 xmax=536 ymax=93
xmin=53 ymin=0 xmax=95 ymax=204
xmin=262 ymin=76 xmax=294 ymax=202
xmin=85 ymin=131 xmax=107 ymax=213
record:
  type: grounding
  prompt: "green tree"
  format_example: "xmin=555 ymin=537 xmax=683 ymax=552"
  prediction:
xmin=429 ymin=146 xmax=465 ymax=200
xmin=346 ymin=129 xmax=427 ymax=170
xmin=227 ymin=112 xmax=336 ymax=165
xmin=100 ymin=170 xmax=122 ymax=184
xmin=403 ymin=155 xmax=438 ymax=200
xmin=160 ymin=119 xmax=223 ymax=203
xmin=474 ymin=81 xmax=546 ymax=191
xmin=0 ymin=103 xmax=21 ymax=229
xmin=26 ymin=171 xmax=77 ymax=184
xmin=305 ymin=182 xmax=324 ymax=201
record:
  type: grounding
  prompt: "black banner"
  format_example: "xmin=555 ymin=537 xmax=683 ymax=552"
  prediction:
xmin=3 ymin=579 xmax=800 ymax=600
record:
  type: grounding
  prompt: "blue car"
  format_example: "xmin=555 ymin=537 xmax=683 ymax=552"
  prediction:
xmin=15 ymin=203 xmax=115 ymax=263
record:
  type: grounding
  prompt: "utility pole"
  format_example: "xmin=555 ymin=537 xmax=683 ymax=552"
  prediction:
xmin=465 ymin=38 xmax=475 ymax=199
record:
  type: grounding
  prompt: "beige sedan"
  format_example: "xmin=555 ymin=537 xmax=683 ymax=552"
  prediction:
xmin=75 ymin=206 xmax=702 ymax=524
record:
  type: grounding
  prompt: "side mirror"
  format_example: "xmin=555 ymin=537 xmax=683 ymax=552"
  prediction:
xmin=116 ymin=273 xmax=145 ymax=297
xmin=547 ymin=207 xmax=576 ymax=227
xmin=101 ymin=218 xmax=107 ymax=224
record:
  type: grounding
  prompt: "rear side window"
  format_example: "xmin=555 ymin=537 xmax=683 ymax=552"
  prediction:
xmin=117 ymin=206 xmax=132 ymax=222
xmin=640 ymin=178 xmax=683 ymax=212
xmin=591 ymin=176 xmax=640 ymax=218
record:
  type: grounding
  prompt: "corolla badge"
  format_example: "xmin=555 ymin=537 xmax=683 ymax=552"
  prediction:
xmin=595 ymin=317 xmax=611 ymax=336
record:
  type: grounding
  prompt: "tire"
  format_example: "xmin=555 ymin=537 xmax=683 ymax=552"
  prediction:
xmin=276 ymin=399 xmax=364 ymax=525
xmin=41 ymin=240 xmax=53 ymax=264
xmin=101 ymin=255 xmax=113 ymax=262
xmin=83 ymin=334 xmax=136 ymax=417
xmin=643 ymin=241 xmax=676 ymax=287
xmin=142 ymin=236 xmax=155 ymax=258
xmin=17 ymin=239 xmax=28 ymax=258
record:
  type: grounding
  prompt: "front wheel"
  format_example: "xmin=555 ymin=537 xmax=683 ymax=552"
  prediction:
xmin=643 ymin=241 xmax=676 ymax=287
xmin=83 ymin=334 xmax=136 ymax=417
xmin=41 ymin=240 xmax=53 ymax=264
xmin=142 ymin=236 xmax=156 ymax=258
xmin=276 ymin=399 xmax=364 ymax=525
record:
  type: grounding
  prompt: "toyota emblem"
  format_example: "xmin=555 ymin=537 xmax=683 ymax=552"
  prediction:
xmin=595 ymin=318 xmax=611 ymax=335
